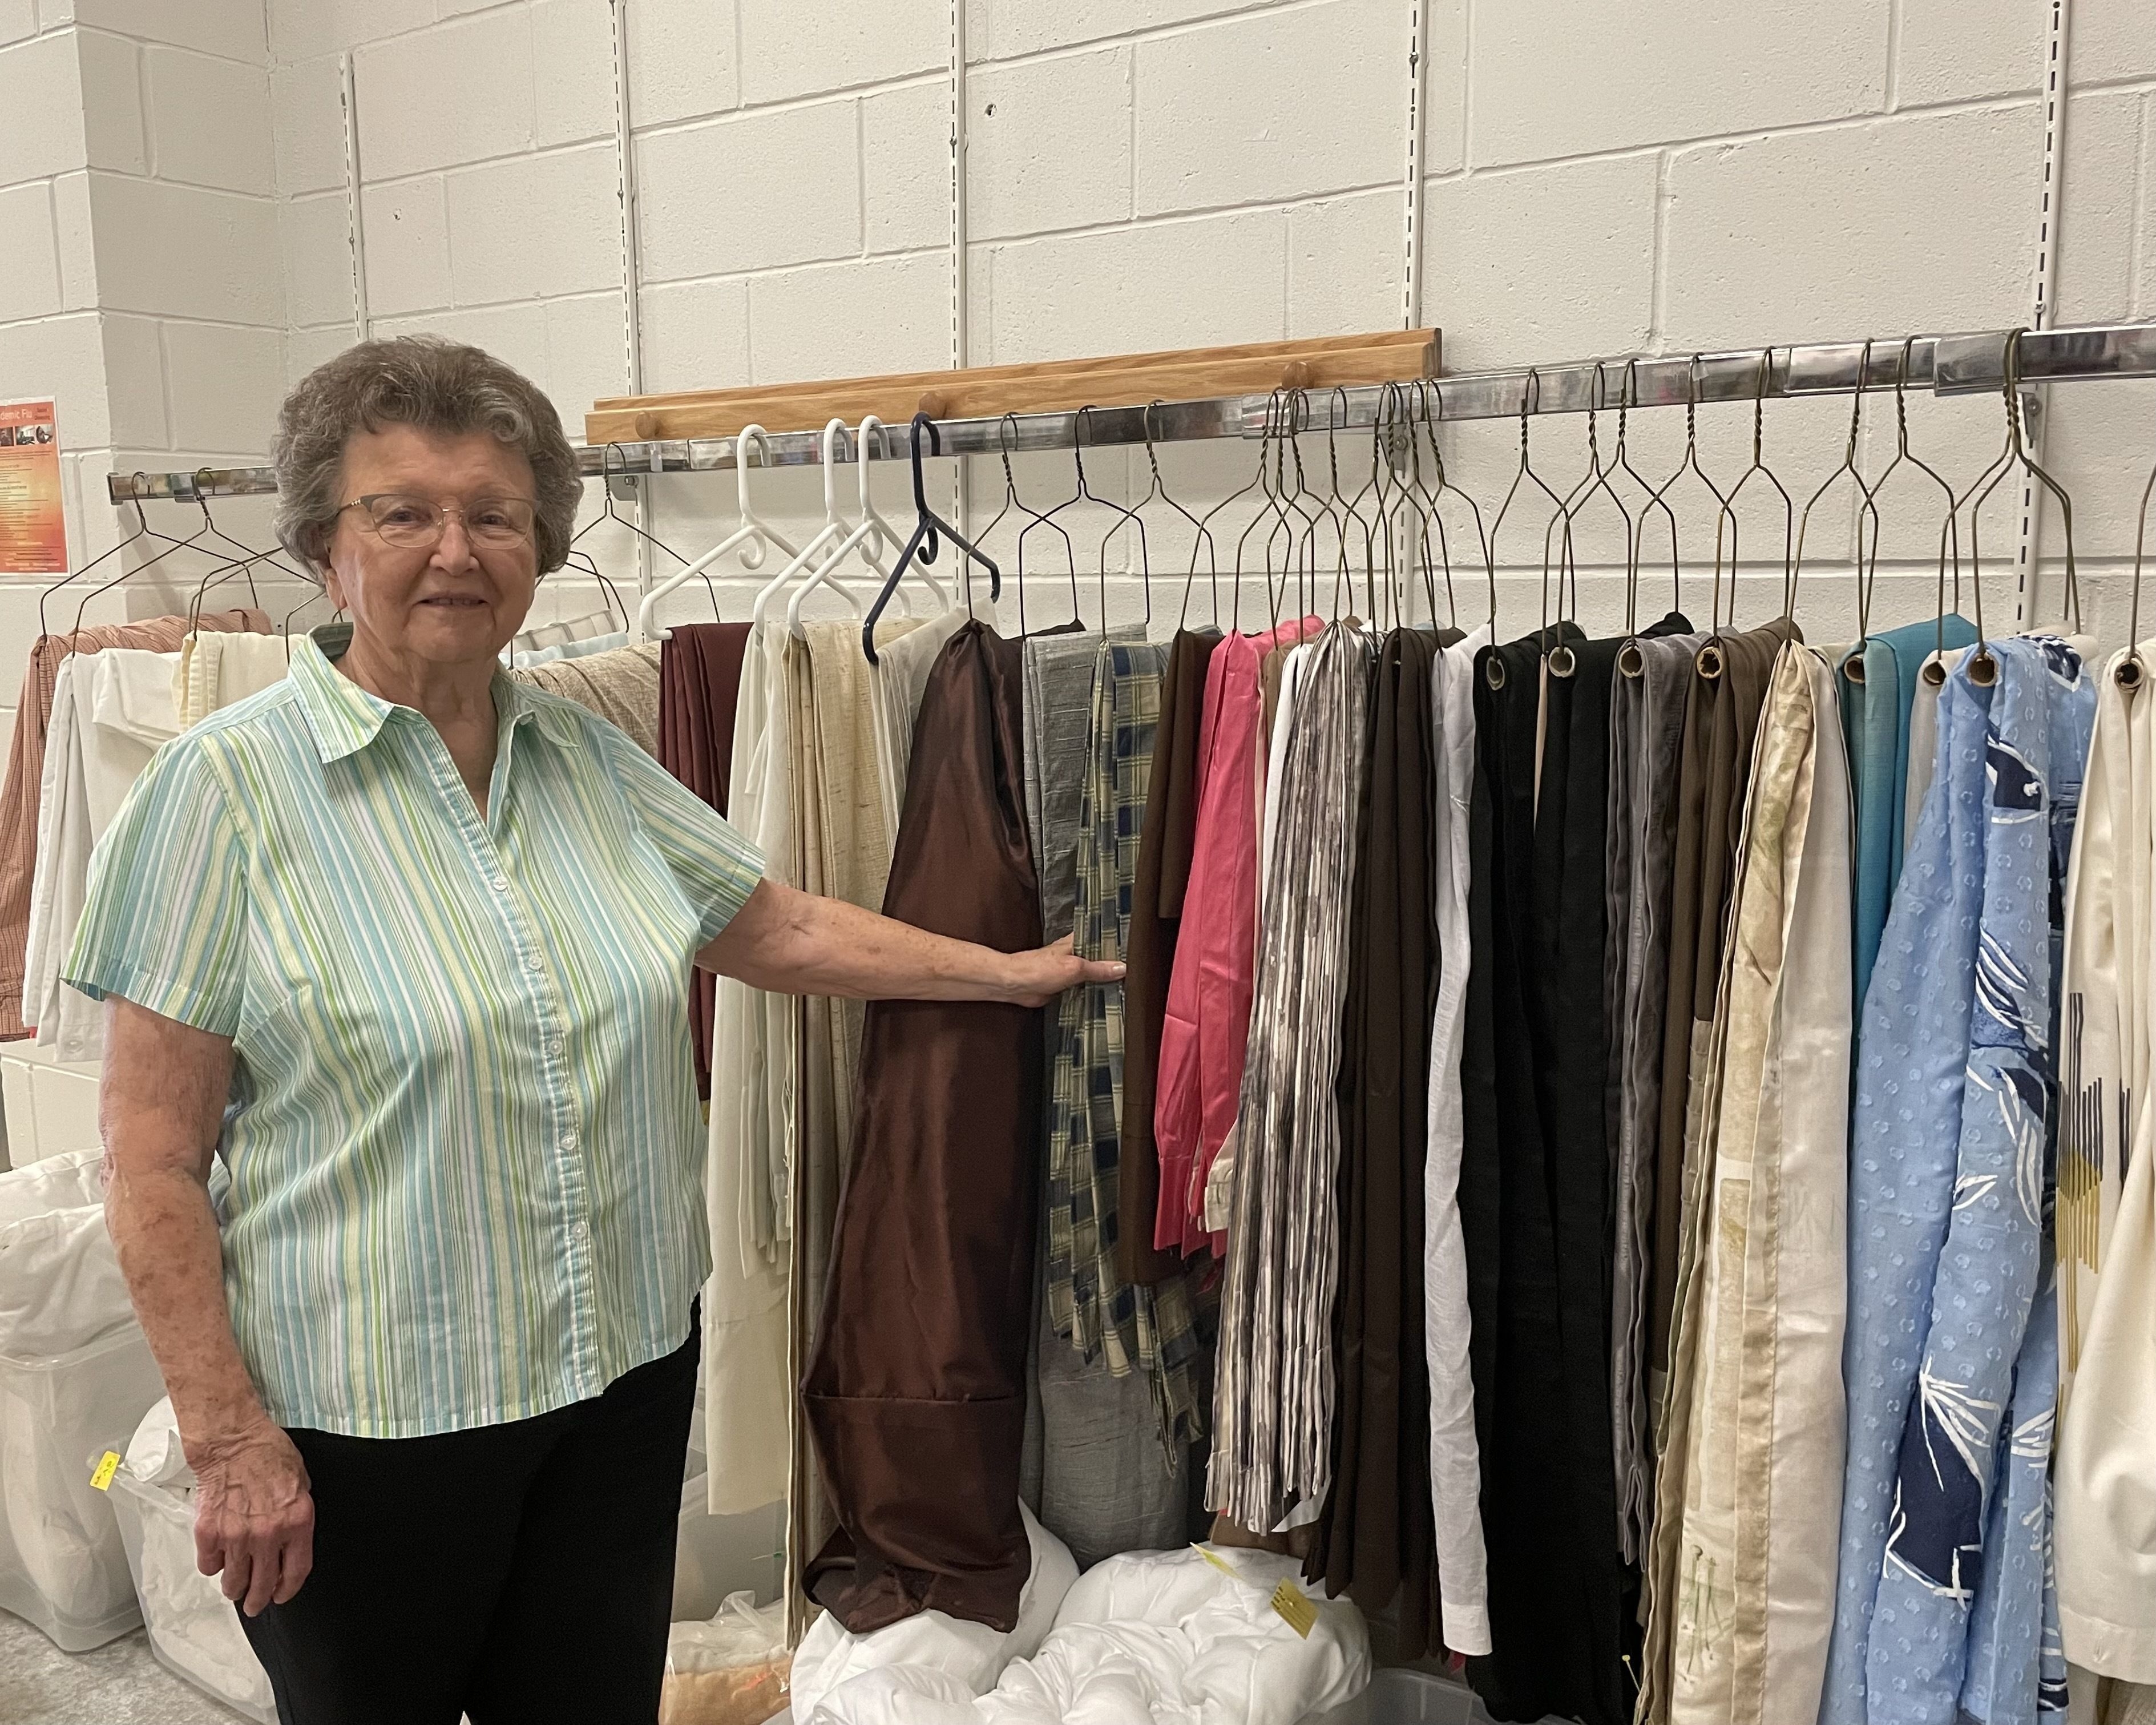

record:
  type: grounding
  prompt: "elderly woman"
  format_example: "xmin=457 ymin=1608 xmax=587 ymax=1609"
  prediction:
xmin=70 ymin=337 xmax=1108 ymax=1725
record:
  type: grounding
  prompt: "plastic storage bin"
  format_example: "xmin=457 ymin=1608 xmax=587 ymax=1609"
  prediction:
xmin=106 ymin=1467 xmax=277 ymax=1723
xmin=1315 ymin=1668 xmax=1487 ymax=1725
xmin=0 ymin=1151 xmax=167 ymax=1651
xmin=675 ymin=1479 xmax=785 ymax=1624
xmin=0 ymin=1322 xmax=165 ymax=1649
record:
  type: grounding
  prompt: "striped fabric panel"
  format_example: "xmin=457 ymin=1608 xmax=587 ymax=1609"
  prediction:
xmin=66 ymin=631 xmax=763 ymax=1438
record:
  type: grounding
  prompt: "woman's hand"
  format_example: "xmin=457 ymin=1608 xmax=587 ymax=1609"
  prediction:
xmin=1000 ymin=933 xmax=1125 ymax=1007
xmin=702 ymin=881 xmax=1126 ymax=1005
xmin=187 ymin=1416 xmax=316 ymax=1616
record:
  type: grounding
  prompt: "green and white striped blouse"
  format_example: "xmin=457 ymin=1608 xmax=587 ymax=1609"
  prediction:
xmin=66 ymin=626 xmax=764 ymax=1438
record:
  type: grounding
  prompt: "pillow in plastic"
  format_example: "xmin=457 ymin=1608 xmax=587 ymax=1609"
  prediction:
xmin=0 ymin=1202 xmax=135 ymax=1360
xmin=0 ymin=1149 xmax=104 ymax=1230
xmin=124 ymin=1396 xmax=193 ymax=1489
xmin=798 ymin=1544 xmax=1370 ymax=1725
xmin=789 ymin=1505 xmax=1079 ymax=1723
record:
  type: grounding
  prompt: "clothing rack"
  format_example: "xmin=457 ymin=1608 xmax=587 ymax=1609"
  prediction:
xmin=103 ymin=318 xmax=2156 ymax=504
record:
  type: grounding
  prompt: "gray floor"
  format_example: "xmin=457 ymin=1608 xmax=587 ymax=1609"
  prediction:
xmin=0 ymin=1611 xmax=245 ymax=1725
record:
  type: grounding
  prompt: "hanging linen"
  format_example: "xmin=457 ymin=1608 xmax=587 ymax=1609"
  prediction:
xmin=786 ymin=616 xmax=919 ymax=1630
xmin=658 ymin=622 xmax=751 ymax=1101
xmin=508 ymin=607 xmax=617 ymax=664
xmin=869 ymin=607 xmax=968 ymax=840
xmin=172 ymin=628 xmax=293 ymax=728
xmin=1606 ymin=624 xmax=1704 ymax=1564
xmin=1039 ymin=638 xmax=1205 ymax=1565
xmin=1960 ymin=1275 xmax=2070 ymax=1725
xmin=2055 ymin=649 xmax=2147 ymax=1410
xmin=1200 ymin=636 xmax=1316 ymax=1247
xmin=1840 ymin=616 xmax=1978 ymax=1002
xmin=1306 ymin=627 xmax=1443 ymax=1657
xmin=1154 ymin=615 xmax=1321 ymax=1260
xmin=2054 ymin=644 xmax=2156 ymax=1695
xmin=1421 ymin=620 xmax=1493 ymax=1659
xmin=0 ymin=608 xmax=269 ymax=1039
xmin=1636 ymin=642 xmax=1852 ymax=1725
xmin=1822 ymin=635 xmax=2095 ymax=1725
xmin=1209 ymin=622 xmax=1371 ymax=1536
xmin=1456 ymin=623 xmax=1632 ymax=1725
xmin=514 ymin=638 xmax=664 ymax=757
xmin=804 ymin=619 xmax=1044 ymax=1635
xmin=1646 ymin=620 xmax=1798 ymax=1404
xmin=23 ymin=648 xmax=184 ymax=1059
xmin=1120 ymin=628 xmax=1218 ymax=1289
xmin=705 ymin=622 xmax=790 ymax=1525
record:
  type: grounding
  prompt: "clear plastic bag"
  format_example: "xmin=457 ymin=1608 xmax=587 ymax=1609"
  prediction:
xmin=660 ymin=1590 xmax=791 ymax=1725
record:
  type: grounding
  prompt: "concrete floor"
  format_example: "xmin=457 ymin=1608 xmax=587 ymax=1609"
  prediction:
xmin=0 ymin=1611 xmax=247 ymax=1725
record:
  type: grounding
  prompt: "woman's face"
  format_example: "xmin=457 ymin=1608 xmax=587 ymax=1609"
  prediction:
xmin=324 ymin=424 xmax=542 ymax=670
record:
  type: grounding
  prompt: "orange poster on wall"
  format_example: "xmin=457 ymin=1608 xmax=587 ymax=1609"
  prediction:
xmin=0 ymin=400 xmax=66 ymax=575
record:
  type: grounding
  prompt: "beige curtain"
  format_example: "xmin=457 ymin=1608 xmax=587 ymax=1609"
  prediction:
xmin=1641 ymin=644 xmax=1851 ymax=1725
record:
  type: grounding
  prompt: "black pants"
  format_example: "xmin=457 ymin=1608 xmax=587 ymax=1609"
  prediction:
xmin=239 ymin=1322 xmax=699 ymax=1725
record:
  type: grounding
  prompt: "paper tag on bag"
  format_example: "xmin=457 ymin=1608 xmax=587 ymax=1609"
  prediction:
xmin=1270 ymin=1578 xmax=1317 ymax=1639
xmin=89 ymin=1450 xmax=120 ymax=1492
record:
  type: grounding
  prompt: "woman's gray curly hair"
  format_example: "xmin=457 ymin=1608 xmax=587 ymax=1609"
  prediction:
xmin=272 ymin=336 xmax=583 ymax=576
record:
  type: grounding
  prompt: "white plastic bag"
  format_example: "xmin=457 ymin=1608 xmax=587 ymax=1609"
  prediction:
xmin=660 ymin=1590 xmax=791 ymax=1725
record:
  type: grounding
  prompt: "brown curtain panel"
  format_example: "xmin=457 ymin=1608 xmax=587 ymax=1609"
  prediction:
xmin=802 ymin=621 xmax=1046 ymax=1635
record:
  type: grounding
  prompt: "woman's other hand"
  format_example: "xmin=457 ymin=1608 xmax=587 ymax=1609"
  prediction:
xmin=188 ymin=1416 xmax=316 ymax=1615
xmin=1001 ymin=933 xmax=1125 ymax=1007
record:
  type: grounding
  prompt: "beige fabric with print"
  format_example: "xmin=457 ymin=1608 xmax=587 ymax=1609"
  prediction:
xmin=514 ymin=640 xmax=663 ymax=757
xmin=1642 ymin=644 xmax=1850 ymax=1725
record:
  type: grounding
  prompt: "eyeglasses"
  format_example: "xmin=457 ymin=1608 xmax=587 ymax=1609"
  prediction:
xmin=338 ymin=493 xmax=538 ymax=550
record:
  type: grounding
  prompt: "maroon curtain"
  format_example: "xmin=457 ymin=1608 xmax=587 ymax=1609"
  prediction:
xmin=657 ymin=623 xmax=751 ymax=1101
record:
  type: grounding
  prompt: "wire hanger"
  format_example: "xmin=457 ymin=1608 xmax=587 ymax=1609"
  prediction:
xmin=862 ymin=413 xmax=1000 ymax=664
xmin=636 ymin=426 xmax=803 ymax=640
xmin=1378 ymin=383 xmax=1444 ymax=631
xmin=1487 ymin=369 xmax=1567 ymax=688
xmin=1647 ymin=357 xmax=1738 ymax=680
xmin=1116 ymin=401 xmax=1210 ymax=638
xmin=1545 ymin=362 xmax=1633 ymax=678
xmin=1003 ymin=416 xmax=1084 ymax=638
xmin=1612 ymin=360 xmax=1678 ymax=667
xmin=36 ymin=491 xmax=151 ymax=652
xmin=1790 ymin=340 xmax=1879 ymax=637
xmin=1954 ymin=327 xmax=2081 ymax=687
xmin=571 ymin=442 xmax=701 ymax=608
xmin=1711 ymin=347 xmax=1795 ymax=644
xmin=1419 ymin=379 xmax=1496 ymax=636
xmin=1081 ymin=406 xmax=1157 ymax=634
xmin=63 ymin=477 xmax=235 ymax=649
xmin=1852 ymin=336 xmax=1963 ymax=688
xmin=1209 ymin=391 xmax=1287 ymax=637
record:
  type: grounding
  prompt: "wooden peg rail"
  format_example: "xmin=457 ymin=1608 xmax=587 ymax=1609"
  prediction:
xmin=584 ymin=329 xmax=1440 ymax=447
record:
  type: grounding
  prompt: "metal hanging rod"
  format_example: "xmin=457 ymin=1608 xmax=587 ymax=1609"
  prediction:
xmin=104 ymin=318 xmax=2156 ymax=504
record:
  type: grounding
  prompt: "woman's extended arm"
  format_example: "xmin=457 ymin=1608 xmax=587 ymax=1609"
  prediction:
xmin=696 ymin=879 xmax=1121 ymax=1003
xmin=100 ymin=996 xmax=314 ymax=1616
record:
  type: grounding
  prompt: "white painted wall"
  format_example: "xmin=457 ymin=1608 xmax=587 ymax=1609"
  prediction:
xmin=0 ymin=0 xmax=2152 ymax=1160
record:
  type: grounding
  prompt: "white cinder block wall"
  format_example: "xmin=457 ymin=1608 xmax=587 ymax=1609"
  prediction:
xmin=1 ymin=0 xmax=2154 ymax=1162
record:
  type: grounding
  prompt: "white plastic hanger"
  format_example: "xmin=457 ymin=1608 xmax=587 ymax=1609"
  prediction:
xmin=785 ymin=422 xmax=878 ymax=636
xmin=636 ymin=426 xmax=801 ymax=642
xmin=750 ymin=420 xmax=857 ymax=627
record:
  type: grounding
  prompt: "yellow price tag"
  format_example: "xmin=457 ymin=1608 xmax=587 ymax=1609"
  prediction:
xmin=1191 ymin=1543 xmax=1242 ymax=1578
xmin=1270 ymin=1578 xmax=1317 ymax=1639
xmin=89 ymin=1450 xmax=120 ymax=1493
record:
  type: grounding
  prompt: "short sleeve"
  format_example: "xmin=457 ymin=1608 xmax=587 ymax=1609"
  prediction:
xmin=63 ymin=738 xmax=248 ymax=1036
xmin=605 ymin=730 xmax=765 ymax=947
